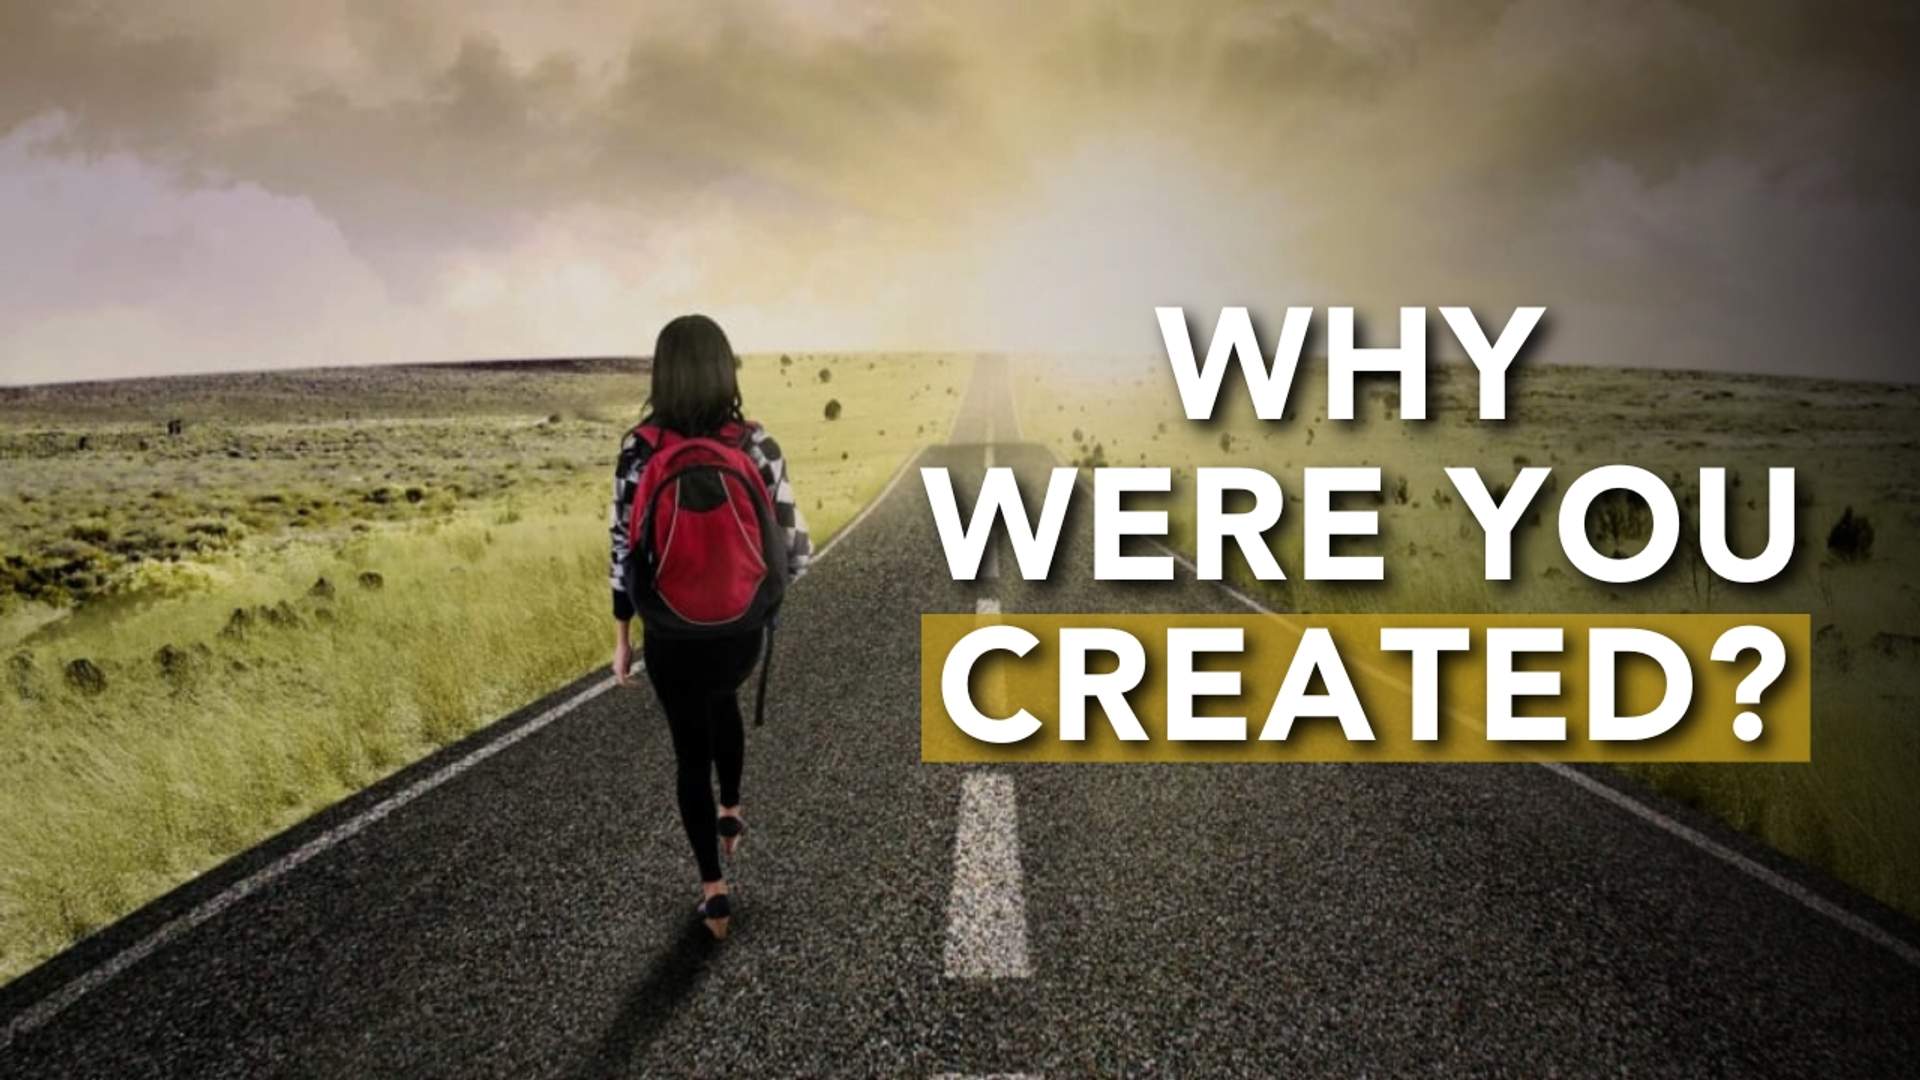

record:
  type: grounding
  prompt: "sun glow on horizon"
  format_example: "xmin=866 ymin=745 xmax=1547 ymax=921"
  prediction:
xmin=952 ymin=131 xmax=1307 ymax=361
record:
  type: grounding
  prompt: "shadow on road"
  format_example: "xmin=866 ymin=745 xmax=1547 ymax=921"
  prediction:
xmin=576 ymin=921 xmax=719 ymax=1078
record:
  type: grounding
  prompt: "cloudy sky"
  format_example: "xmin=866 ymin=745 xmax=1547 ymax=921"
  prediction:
xmin=1 ymin=0 xmax=1916 ymax=384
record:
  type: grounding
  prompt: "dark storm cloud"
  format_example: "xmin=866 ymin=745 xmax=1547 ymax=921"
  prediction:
xmin=1495 ymin=0 xmax=1920 ymax=201
xmin=1 ymin=0 xmax=1917 ymax=381
xmin=206 ymin=37 xmax=595 ymax=285
xmin=0 ymin=4 xmax=222 ymax=149
xmin=28 ymin=8 xmax=974 ymax=288
xmin=1043 ymin=3 xmax=1389 ymax=109
xmin=7 ymin=2 xmax=1911 ymax=225
xmin=590 ymin=20 xmax=969 ymax=207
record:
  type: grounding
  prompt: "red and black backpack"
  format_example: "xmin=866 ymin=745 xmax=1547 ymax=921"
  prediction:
xmin=622 ymin=419 xmax=788 ymax=639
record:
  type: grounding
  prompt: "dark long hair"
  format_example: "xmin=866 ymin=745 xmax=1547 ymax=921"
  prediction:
xmin=647 ymin=314 xmax=744 ymax=434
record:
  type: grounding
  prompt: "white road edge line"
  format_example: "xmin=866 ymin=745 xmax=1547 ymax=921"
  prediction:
xmin=813 ymin=439 xmax=926 ymax=562
xmin=941 ymin=451 xmax=1029 ymax=984
xmin=1541 ymin=762 xmax=1920 ymax=968
xmin=1072 ymin=472 xmax=1920 ymax=973
xmin=2 ymin=440 xmax=933 ymax=1051
xmin=3 ymin=676 xmax=615 ymax=1050
xmin=943 ymin=770 xmax=1031 ymax=980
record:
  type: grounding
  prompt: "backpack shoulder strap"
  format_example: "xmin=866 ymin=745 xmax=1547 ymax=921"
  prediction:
xmin=753 ymin=620 xmax=776 ymax=727
xmin=712 ymin=419 xmax=755 ymax=449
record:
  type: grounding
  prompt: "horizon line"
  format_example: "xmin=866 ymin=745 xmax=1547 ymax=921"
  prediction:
xmin=2 ymin=350 xmax=1916 ymax=393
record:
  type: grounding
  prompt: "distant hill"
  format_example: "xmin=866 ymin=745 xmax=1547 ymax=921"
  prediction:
xmin=402 ymin=356 xmax=648 ymax=375
xmin=0 ymin=357 xmax=653 ymax=425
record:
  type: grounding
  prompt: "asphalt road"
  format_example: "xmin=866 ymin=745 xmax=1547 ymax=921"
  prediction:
xmin=4 ymin=357 xmax=1919 ymax=1076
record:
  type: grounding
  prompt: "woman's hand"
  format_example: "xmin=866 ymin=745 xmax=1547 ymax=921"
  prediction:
xmin=613 ymin=622 xmax=635 ymax=686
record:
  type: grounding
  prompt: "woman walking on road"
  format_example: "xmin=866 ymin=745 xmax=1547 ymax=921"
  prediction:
xmin=609 ymin=314 xmax=810 ymax=940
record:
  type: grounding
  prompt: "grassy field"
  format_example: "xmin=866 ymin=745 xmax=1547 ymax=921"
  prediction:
xmin=1015 ymin=357 xmax=1920 ymax=920
xmin=0 ymin=353 xmax=969 ymax=983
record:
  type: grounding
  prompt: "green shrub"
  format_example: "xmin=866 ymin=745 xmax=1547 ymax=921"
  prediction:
xmin=67 ymin=520 xmax=112 ymax=545
xmin=1828 ymin=507 xmax=1874 ymax=562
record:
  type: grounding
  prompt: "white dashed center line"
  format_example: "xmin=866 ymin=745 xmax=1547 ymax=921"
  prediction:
xmin=980 ymin=427 xmax=1001 ymax=582
xmin=942 ymin=424 xmax=1031 ymax=983
xmin=943 ymin=770 xmax=1032 ymax=979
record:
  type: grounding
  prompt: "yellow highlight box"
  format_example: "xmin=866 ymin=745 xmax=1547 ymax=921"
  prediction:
xmin=920 ymin=612 xmax=1811 ymax=763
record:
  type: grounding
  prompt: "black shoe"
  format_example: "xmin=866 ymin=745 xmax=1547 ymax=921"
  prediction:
xmin=717 ymin=814 xmax=747 ymax=858
xmin=696 ymin=892 xmax=731 ymax=940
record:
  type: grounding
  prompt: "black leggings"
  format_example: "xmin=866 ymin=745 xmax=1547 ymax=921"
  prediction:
xmin=642 ymin=629 xmax=764 ymax=883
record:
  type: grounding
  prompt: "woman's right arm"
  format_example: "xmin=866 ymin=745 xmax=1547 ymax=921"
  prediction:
xmin=609 ymin=430 xmax=644 ymax=623
xmin=610 ymin=432 xmax=643 ymax=682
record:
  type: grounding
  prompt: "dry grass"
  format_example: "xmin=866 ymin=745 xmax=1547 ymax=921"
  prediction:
xmin=0 ymin=352 xmax=969 ymax=983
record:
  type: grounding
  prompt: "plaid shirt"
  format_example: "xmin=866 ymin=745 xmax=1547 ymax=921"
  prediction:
xmin=609 ymin=420 xmax=811 ymax=621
